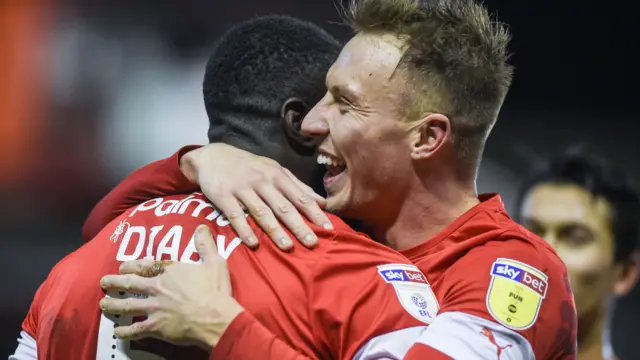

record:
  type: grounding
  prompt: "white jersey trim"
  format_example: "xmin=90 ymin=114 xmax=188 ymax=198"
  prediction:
xmin=416 ymin=311 xmax=535 ymax=360
xmin=353 ymin=326 xmax=428 ymax=360
xmin=9 ymin=331 xmax=38 ymax=360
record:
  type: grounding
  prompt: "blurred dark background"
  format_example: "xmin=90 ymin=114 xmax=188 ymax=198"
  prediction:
xmin=1 ymin=0 xmax=638 ymax=357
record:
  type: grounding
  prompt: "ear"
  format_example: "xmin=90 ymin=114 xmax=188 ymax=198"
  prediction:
xmin=281 ymin=98 xmax=307 ymax=132
xmin=612 ymin=252 xmax=640 ymax=296
xmin=410 ymin=113 xmax=451 ymax=161
xmin=281 ymin=97 xmax=316 ymax=155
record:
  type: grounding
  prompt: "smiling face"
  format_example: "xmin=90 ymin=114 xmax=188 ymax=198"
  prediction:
xmin=301 ymin=32 xmax=417 ymax=221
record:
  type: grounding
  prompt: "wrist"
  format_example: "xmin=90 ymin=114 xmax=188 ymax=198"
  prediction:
xmin=179 ymin=147 xmax=201 ymax=184
xmin=195 ymin=298 xmax=245 ymax=349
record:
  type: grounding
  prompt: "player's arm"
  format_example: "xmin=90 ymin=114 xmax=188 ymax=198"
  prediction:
xmin=82 ymin=145 xmax=201 ymax=241
xmin=211 ymin=312 xmax=317 ymax=360
xmin=84 ymin=142 xmax=330 ymax=249
xmin=404 ymin=238 xmax=577 ymax=360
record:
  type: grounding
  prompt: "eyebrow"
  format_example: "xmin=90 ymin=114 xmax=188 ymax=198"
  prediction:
xmin=329 ymin=83 xmax=361 ymax=103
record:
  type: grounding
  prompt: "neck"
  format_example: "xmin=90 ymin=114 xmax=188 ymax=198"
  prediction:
xmin=373 ymin=169 xmax=479 ymax=251
xmin=578 ymin=305 xmax=610 ymax=360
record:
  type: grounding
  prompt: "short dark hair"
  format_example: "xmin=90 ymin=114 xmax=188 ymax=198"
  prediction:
xmin=341 ymin=0 xmax=513 ymax=162
xmin=516 ymin=151 xmax=640 ymax=262
xmin=203 ymin=16 xmax=342 ymax=146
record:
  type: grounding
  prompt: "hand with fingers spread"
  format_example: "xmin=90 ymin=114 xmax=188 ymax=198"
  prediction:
xmin=99 ymin=226 xmax=244 ymax=348
xmin=181 ymin=143 xmax=333 ymax=250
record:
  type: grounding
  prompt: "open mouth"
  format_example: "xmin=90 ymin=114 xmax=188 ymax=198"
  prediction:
xmin=317 ymin=153 xmax=347 ymax=188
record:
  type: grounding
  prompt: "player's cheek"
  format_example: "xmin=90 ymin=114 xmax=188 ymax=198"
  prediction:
xmin=563 ymin=250 xmax=613 ymax=313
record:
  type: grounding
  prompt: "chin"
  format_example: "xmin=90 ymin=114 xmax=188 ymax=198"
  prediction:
xmin=325 ymin=195 xmax=344 ymax=214
xmin=326 ymin=192 xmax=355 ymax=217
xmin=575 ymin=294 xmax=605 ymax=319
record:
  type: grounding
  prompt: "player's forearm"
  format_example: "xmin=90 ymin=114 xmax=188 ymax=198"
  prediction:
xmin=210 ymin=311 xmax=317 ymax=360
xmin=81 ymin=145 xmax=201 ymax=241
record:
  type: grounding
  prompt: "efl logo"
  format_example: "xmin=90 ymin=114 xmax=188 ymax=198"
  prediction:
xmin=491 ymin=262 xmax=548 ymax=297
xmin=380 ymin=269 xmax=428 ymax=284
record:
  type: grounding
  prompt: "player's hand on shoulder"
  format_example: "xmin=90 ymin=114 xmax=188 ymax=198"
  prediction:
xmin=181 ymin=143 xmax=333 ymax=250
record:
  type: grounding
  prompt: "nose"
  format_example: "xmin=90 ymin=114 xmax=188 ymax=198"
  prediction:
xmin=301 ymin=94 xmax=330 ymax=139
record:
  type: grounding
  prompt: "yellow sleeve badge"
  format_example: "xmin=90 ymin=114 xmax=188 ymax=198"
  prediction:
xmin=485 ymin=258 xmax=548 ymax=330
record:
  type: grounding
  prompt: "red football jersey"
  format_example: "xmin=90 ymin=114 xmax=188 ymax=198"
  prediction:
xmin=18 ymin=192 xmax=435 ymax=360
xmin=73 ymin=147 xmax=577 ymax=360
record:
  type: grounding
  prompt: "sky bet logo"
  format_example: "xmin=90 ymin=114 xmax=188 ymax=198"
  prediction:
xmin=380 ymin=269 xmax=428 ymax=284
xmin=491 ymin=261 xmax=548 ymax=297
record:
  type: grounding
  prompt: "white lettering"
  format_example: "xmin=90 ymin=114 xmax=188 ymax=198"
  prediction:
xmin=154 ymin=200 xmax=179 ymax=217
xmin=145 ymin=225 xmax=164 ymax=259
xmin=523 ymin=272 xmax=546 ymax=293
xmin=496 ymin=265 xmax=521 ymax=280
xmin=188 ymin=198 xmax=215 ymax=217
xmin=156 ymin=225 xmax=183 ymax=261
xmin=216 ymin=235 xmax=242 ymax=260
xmin=171 ymin=195 xmax=195 ymax=214
xmin=128 ymin=194 xmax=233 ymax=228
xmin=180 ymin=233 xmax=200 ymax=264
xmin=385 ymin=270 xmax=405 ymax=281
xmin=114 ymin=224 xmax=242 ymax=263
xmin=119 ymin=193 xmax=243 ymax=263
xmin=129 ymin=198 xmax=163 ymax=217
xmin=116 ymin=226 xmax=146 ymax=261
xmin=406 ymin=272 xmax=426 ymax=282
xmin=177 ymin=197 xmax=202 ymax=215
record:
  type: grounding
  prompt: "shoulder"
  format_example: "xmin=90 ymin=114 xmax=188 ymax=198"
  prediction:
xmin=310 ymin=224 xmax=437 ymax=324
xmin=36 ymin=243 xmax=109 ymax=304
xmin=307 ymin=226 xmax=435 ymax=359
xmin=471 ymin=224 xmax=569 ymax=294
xmin=445 ymin=226 xmax=571 ymax=319
xmin=251 ymin=212 xmax=409 ymax=266
xmin=21 ymin=248 xmax=81 ymax=337
xmin=44 ymin=248 xmax=87 ymax=283
xmin=453 ymin=219 xmax=567 ymax=288
xmin=316 ymin=229 xmax=411 ymax=270
xmin=311 ymin=213 xmax=410 ymax=262
xmin=439 ymin=225 xmax=577 ymax=358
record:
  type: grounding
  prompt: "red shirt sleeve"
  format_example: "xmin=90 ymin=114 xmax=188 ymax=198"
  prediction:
xmin=211 ymin=311 xmax=316 ymax=360
xmin=82 ymin=145 xmax=201 ymax=241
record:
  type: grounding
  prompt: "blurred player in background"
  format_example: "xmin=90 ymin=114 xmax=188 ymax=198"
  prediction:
xmin=11 ymin=16 xmax=441 ymax=360
xmin=92 ymin=0 xmax=578 ymax=358
xmin=517 ymin=151 xmax=640 ymax=360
